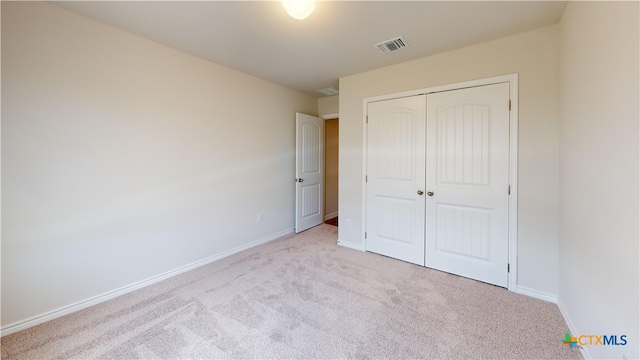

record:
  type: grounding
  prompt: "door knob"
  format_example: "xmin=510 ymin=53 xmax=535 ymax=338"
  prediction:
xmin=297 ymin=178 xmax=304 ymax=182
xmin=417 ymin=190 xmax=424 ymax=195
xmin=427 ymin=191 xmax=434 ymax=196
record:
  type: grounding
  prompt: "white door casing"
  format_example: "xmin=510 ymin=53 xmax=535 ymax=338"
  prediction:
xmin=295 ymin=113 xmax=324 ymax=233
xmin=425 ymin=83 xmax=510 ymax=287
xmin=365 ymin=95 xmax=426 ymax=265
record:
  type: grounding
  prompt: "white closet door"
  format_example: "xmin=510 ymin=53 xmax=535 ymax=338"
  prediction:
xmin=366 ymin=95 xmax=426 ymax=265
xmin=425 ymin=83 xmax=510 ymax=287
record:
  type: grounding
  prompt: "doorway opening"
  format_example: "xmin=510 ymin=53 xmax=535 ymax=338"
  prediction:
xmin=294 ymin=113 xmax=339 ymax=232
xmin=324 ymin=117 xmax=339 ymax=227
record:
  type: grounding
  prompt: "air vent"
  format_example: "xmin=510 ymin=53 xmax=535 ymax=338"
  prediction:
xmin=374 ymin=36 xmax=408 ymax=54
xmin=317 ymin=87 xmax=339 ymax=96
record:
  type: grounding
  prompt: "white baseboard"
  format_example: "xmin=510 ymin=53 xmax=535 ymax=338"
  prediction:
xmin=515 ymin=285 xmax=558 ymax=303
xmin=0 ymin=228 xmax=294 ymax=337
xmin=557 ymin=299 xmax=591 ymax=359
xmin=337 ymin=239 xmax=365 ymax=251
xmin=324 ymin=212 xmax=338 ymax=221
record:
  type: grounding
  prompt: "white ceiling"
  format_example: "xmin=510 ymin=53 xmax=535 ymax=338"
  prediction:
xmin=54 ymin=1 xmax=568 ymax=98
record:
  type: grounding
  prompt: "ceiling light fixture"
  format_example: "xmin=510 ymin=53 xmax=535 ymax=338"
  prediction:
xmin=283 ymin=0 xmax=315 ymax=20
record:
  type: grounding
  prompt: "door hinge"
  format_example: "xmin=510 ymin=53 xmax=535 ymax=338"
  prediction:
xmin=365 ymin=175 xmax=368 ymax=183
xmin=508 ymin=99 xmax=512 ymax=111
xmin=365 ymin=232 xmax=367 ymax=239
xmin=508 ymin=185 xmax=511 ymax=195
xmin=507 ymin=263 xmax=510 ymax=273
xmin=366 ymin=115 xmax=369 ymax=124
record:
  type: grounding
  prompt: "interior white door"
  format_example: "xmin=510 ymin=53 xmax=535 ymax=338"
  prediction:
xmin=366 ymin=95 xmax=426 ymax=265
xmin=295 ymin=113 xmax=324 ymax=233
xmin=425 ymin=83 xmax=510 ymax=287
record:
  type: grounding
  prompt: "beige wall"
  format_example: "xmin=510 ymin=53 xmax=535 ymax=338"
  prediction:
xmin=318 ymin=95 xmax=339 ymax=116
xmin=558 ymin=2 xmax=639 ymax=359
xmin=1 ymin=2 xmax=317 ymax=328
xmin=338 ymin=25 xmax=561 ymax=297
xmin=324 ymin=119 xmax=339 ymax=219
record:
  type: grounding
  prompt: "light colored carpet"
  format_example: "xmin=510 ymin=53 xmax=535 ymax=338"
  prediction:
xmin=2 ymin=224 xmax=582 ymax=359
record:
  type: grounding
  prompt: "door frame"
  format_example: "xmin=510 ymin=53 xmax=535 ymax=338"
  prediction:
xmin=295 ymin=112 xmax=339 ymax=231
xmin=362 ymin=73 xmax=519 ymax=291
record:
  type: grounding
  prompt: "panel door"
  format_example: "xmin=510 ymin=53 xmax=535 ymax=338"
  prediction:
xmin=295 ymin=113 xmax=324 ymax=233
xmin=366 ymin=95 xmax=426 ymax=265
xmin=425 ymin=83 xmax=510 ymax=287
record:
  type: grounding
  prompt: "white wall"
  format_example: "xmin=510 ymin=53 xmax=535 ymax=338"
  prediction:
xmin=1 ymin=2 xmax=317 ymax=328
xmin=558 ymin=2 xmax=639 ymax=359
xmin=338 ymin=25 xmax=561 ymax=297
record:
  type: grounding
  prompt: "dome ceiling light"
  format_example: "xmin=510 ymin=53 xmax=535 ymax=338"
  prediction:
xmin=283 ymin=0 xmax=315 ymax=20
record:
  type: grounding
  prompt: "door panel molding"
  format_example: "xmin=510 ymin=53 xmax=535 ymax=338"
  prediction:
xmin=365 ymin=95 xmax=426 ymax=265
xmin=295 ymin=113 xmax=324 ymax=233
xmin=362 ymin=74 xmax=518 ymax=291
xmin=426 ymin=83 xmax=510 ymax=287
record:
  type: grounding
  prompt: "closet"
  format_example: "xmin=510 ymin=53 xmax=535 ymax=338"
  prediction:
xmin=365 ymin=82 xmax=511 ymax=287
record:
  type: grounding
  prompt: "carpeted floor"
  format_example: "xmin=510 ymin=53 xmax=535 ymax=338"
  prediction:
xmin=2 ymin=224 xmax=582 ymax=359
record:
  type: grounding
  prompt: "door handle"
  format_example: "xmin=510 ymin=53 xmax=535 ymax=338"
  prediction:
xmin=427 ymin=191 xmax=434 ymax=196
xmin=417 ymin=190 xmax=424 ymax=195
xmin=296 ymin=178 xmax=304 ymax=183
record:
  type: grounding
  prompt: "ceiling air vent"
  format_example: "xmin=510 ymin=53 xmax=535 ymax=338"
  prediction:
xmin=317 ymin=87 xmax=339 ymax=96
xmin=374 ymin=36 xmax=408 ymax=54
